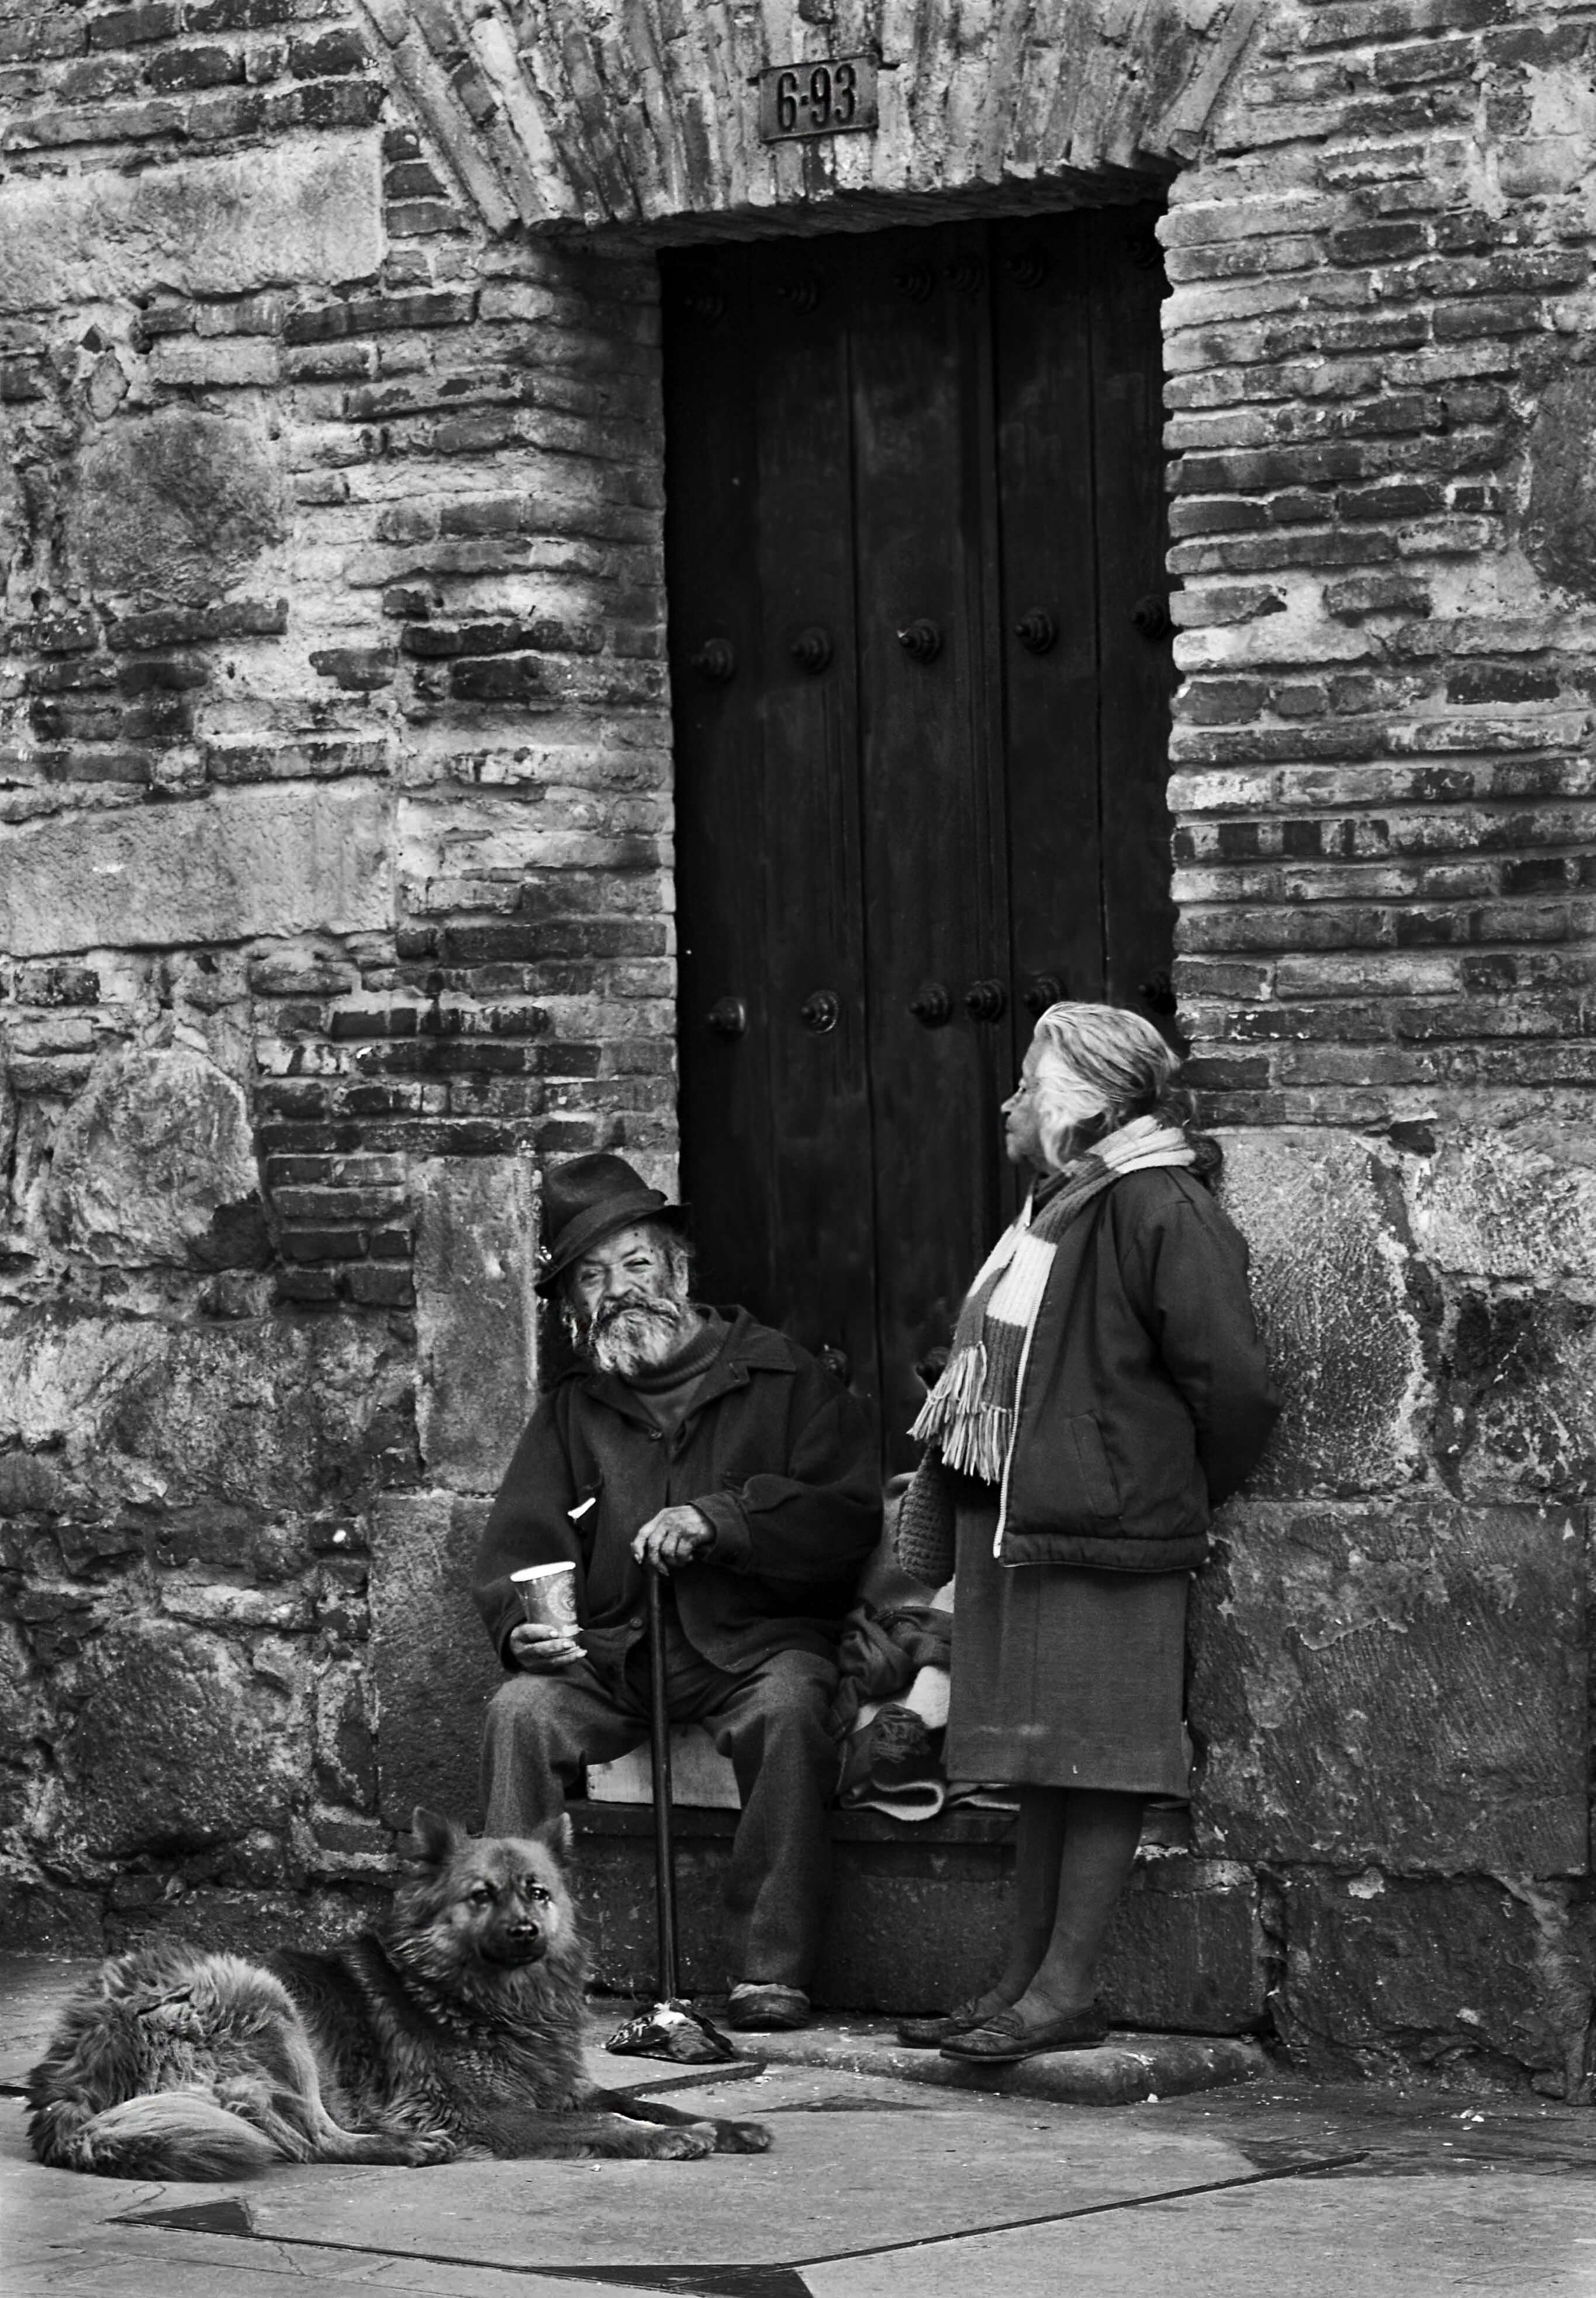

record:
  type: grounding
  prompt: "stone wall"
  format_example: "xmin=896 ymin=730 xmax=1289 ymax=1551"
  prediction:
xmin=1 ymin=0 xmax=1593 ymax=2096
xmin=0 ymin=0 xmax=672 ymax=1949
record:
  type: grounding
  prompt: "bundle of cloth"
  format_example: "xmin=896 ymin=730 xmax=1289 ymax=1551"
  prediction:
xmin=827 ymin=1481 xmax=1014 ymax=1821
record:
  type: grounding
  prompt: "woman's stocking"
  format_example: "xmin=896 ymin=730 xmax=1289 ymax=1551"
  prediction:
xmin=1009 ymin=1788 xmax=1144 ymax=2020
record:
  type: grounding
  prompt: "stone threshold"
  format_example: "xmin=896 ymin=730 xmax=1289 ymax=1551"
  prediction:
xmin=596 ymin=2009 xmax=1266 ymax=2108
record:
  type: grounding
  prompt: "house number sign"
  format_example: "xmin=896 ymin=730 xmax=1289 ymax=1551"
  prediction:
xmin=758 ymin=54 xmax=879 ymax=142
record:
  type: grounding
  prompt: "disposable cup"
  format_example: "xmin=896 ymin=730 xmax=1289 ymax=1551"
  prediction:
xmin=511 ymin=1561 xmax=579 ymax=1631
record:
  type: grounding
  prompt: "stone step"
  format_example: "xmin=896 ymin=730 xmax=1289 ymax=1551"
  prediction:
xmin=569 ymin=1800 xmax=1270 ymax=2034
xmin=590 ymin=2006 xmax=1267 ymax=2108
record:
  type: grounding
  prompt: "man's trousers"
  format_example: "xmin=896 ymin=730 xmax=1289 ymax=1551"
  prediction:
xmin=481 ymin=1622 xmax=838 ymax=1991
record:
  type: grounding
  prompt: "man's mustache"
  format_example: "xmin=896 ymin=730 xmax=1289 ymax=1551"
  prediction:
xmin=591 ymin=1291 xmax=680 ymax=1329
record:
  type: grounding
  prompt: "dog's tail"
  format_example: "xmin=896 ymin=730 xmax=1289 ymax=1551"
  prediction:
xmin=31 ymin=2092 xmax=279 ymax=2180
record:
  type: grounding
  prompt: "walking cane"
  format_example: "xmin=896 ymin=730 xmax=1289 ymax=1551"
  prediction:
xmin=646 ymin=1563 xmax=681 ymax=2003
xmin=604 ymin=1567 xmax=738 ymax=2065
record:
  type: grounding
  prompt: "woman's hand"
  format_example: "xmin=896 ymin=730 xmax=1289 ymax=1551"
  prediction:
xmin=631 ymin=1505 xmax=714 ymax=1574
xmin=509 ymin=1619 xmax=584 ymax=1672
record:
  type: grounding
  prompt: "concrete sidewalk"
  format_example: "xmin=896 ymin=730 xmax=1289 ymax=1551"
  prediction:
xmin=5 ymin=1957 xmax=1593 ymax=2297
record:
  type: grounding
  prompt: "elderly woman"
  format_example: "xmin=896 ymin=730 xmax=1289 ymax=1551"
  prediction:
xmin=896 ymin=1003 xmax=1277 ymax=2062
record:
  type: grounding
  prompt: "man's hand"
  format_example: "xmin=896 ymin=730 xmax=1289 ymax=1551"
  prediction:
xmin=509 ymin=1619 xmax=584 ymax=1672
xmin=631 ymin=1505 xmax=714 ymax=1574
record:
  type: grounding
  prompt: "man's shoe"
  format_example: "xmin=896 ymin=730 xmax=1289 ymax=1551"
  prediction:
xmin=939 ymin=2000 xmax=1109 ymax=2064
xmin=726 ymin=1983 xmax=810 ymax=2032
xmin=895 ymin=1997 xmax=993 ymax=2049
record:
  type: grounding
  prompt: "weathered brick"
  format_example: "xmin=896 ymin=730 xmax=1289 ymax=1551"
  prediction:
xmin=184 ymin=0 xmax=298 ymax=29
xmin=85 ymin=4 xmax=179 ymax=48
xmin=448 ymin=656 xmax=552 ymax=703
xmin=145 ymin=42 xmax=244 ymax=92
xmin=309 ymin=648 xmax=397 ymax=691
xmin=289 ymin=29 xmax=369 ymax=76
xmin=388 ymin=199 xmax=463 ymax=237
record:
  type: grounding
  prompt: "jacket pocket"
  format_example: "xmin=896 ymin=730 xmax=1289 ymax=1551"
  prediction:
xmin=1062 ymin=1415 xmax=1120 ymax=1520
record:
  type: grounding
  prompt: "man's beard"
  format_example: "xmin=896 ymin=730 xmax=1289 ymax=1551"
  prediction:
xmin=577 ymin=1290 xmax=693 ymax=1378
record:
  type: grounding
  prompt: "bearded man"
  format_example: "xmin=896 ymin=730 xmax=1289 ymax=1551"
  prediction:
xmin=473 ymin=1153 xmax=881 ymax=2032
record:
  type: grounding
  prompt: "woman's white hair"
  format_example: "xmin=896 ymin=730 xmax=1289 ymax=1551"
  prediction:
xmin=1028 ymin=1002 xmax=1182 ymax=1174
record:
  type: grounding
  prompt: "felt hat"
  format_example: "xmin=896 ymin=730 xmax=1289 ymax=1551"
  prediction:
xmin=536 ymin=1153 xmax=688 ymax=1295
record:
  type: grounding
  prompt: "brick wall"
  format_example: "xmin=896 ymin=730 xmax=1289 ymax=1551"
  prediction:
xmin=1166 ymin=1 xmax=1596 ymax=2097
xmin=0 ymin=0 xmax=1591 ymax=2093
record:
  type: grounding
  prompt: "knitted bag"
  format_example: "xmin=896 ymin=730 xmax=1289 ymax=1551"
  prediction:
xmin=893 ymin=1452 xmax=958 ymax=1589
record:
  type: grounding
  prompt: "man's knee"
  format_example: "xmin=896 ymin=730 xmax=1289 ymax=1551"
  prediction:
xmin=485 ymin=1669 xmax=582 ymax=1753
xmin=720 ymin=1651 xmax=837 ymax=1759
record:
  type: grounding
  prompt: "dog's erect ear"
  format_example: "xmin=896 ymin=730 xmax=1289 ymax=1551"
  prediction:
xmin=410 ymin=1807 xmax=461 ymax=1868
xmin=534 ymin=1812 xmax=575 ymax=1864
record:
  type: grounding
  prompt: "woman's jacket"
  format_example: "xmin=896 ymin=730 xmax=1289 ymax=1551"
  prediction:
xmin=994 ymin=1166 xmax=1277 ymax=1572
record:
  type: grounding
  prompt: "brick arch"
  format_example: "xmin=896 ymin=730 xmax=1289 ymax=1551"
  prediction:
xmin=355 ymin=0 xmax=1263 ymax=236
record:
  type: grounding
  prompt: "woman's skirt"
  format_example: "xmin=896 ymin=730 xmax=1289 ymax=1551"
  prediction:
xmin=944 ymin=1497 xmax=1191 ymax=1798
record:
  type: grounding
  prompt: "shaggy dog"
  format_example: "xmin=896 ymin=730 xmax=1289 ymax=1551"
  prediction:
xmin=27 ymin=1808 xmax=770 ymax=2176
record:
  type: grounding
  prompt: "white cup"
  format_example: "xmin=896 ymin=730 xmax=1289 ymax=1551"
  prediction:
xmin=511 ymin=1561 xmax=579 ymax=1631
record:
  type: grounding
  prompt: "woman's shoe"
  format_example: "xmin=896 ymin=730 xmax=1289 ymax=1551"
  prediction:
xmin=895 ymin=1997 xmax=995 ymax=2049
xmin=939 ymin=2000 xmax=1108 ymax=2064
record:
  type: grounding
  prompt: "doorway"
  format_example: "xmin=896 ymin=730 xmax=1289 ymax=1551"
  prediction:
xmin=662 ymin=206 xmax=1176 ymax=1465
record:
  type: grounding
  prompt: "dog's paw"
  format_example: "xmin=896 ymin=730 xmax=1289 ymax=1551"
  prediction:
xmin=644 ymin=2121 xmax=716 ymax=2161
xmin=712 ymin=2118 xmax=772 ymax=2154
xmin=398 ymin=2128 xmax=458 ymax=2166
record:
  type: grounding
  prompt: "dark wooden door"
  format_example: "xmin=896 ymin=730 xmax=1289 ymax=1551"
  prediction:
xmin=664 ymin=206 xmax=1175 ymax=1465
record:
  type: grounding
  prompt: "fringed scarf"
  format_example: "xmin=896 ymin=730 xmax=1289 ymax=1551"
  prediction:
xmin=909 ymin=1116 xmax=1196 ymax=1484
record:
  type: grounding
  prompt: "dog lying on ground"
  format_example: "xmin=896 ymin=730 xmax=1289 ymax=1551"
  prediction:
xmin=27 ymin=1807 xmax=770 ymax=2176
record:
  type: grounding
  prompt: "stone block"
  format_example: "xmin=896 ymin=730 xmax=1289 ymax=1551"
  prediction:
xmin=1442 ymin=1289 xmax=1596 ymax=1506
xmin=68 ymin=408 xmax=285 ymax=609
xmin=1190 ymin=1500 xmax=1588 ymax=1876
xmin=0 ymin=133 xmax=382 ymax=316
xmin=1522 ymin=369 xmax=1596 ymax=605
xmin=0 ymin=1879 xmax=106 ymax=1955
xmin=56 ymin=1620 xmax=299 ymax=1862
xmin=0 ymin=784 xmax=393 ymax=957
xmin=1411 ymin=1126 xmax=1596 ymax=1282
xmin=1217 ymin=1130 xmax=1428 ymax=1496
xmin=369 ymin=1490 xmax=503 ymax=1828
xmin=1099 ymin=1859 xmax=1267 ymax=2036
xmin=414 ymin=1157 xmax=537 ymax=1493
xmin=1277 ymin=1869 xmax=1590 ymax=2087
xmin=46 ymin=1041 xmax=261 ymax=1267
xmin=0 ymin=1307 xmax=414 ymax=1517
xmin=109 ymin=1884 xmax=386 ymax=1957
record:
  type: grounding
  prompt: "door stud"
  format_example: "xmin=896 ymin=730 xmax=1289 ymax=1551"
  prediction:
xmin=800 ymin=990 xmax=841 ymax=1034
xmin=1022 ymin=975 xmax=1065 ymax=1017
xmin=896 ymin=619 xmax=942 ymax=664
xmin=908 ymin=981 xmax=952 ymax=1027
xmin=1014 ymin=609 xmax=1057 ymax=654
xmin=680 ymin=280 xmax=726 ymax=323
xmin=964 ymin=980 xmax=1007 ymax=1023
xmin=690 ymin=637 xmax=737 ymax=681
xmin=707 ymin=996 xmax=748 ymax=1038
xmin=1131 ymin=595 xmax=1174 ymax=643
xmin=790 ymin=625 xmax=832 ymax=673
xmin=777 ymin=273 xmax=823 ymax=314
xmin=1004 ymin=249 xmax=1049 ymax=288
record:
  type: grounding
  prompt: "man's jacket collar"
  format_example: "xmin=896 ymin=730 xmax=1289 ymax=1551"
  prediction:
xmin=558 ymin=1305 xmax=795 ymax=1428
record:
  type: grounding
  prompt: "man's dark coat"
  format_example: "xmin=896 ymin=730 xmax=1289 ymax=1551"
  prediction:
xmin=473 ymin=1308 xmax=882 ymax=1677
